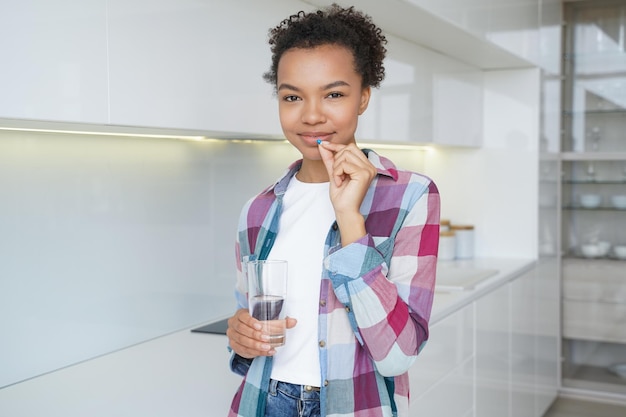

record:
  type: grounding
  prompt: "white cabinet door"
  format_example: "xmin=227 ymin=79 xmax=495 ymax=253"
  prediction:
xmin=357 ymin=34 xmax=483 ymax=146
xmin=106 ymin=0 xmax=301 ymax=136
xmin=534 ymin=258 xmax=559 ymax=416
xmin=405 ymin=0 xmax=542 ymax=68
xmin=483 ymin=0 xmax=541 ymax=68
xmin=475 ymin=283 xmax=511 ymax=417
xmin=511 ymin=269 xmax=537 ymax=417
xmin=475 ymin=267 xmax=558 ymax=417
xmin=410 ymin=263 xmax=557 ymax=417
xmin=409 ymin=303 xmax=474 ymax=416
xmin=0 ymin=0 xmax=108 ymax=124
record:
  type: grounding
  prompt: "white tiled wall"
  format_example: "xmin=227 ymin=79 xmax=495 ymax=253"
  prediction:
xmin=0 ymin=130 xmax=297 ymax=387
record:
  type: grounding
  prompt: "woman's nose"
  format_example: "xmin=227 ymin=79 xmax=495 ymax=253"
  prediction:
xmin=301 ymin=101 xmax=326 ymax=124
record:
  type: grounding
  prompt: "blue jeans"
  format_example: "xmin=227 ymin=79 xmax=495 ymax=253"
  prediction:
xmin=264 ymin=379 xmax=321 ymax=417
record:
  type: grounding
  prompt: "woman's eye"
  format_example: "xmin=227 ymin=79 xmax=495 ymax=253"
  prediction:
xmin=283 ymin=95 xmax=300 ymax=102
xmin=327 ymin=92 xmax=344 ymax=99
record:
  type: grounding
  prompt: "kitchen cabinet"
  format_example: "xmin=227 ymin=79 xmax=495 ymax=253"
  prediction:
xmin=562 ymin=260 xmax=626 ymax=344
xmin=0 ymin=259 xmax=556 ymax=417
xmin=475 ymin=283 xmax=510 ymax=417
xmin=562 ymin=259 xmax=626 ymax=396
xmin=358 ymin=34 xmax=483 ymax=146
xmin=473 ymin=267 xmax=554 ymax=417
xmin=534 ymin=258 xmax=560 ymax=415
xmin=511 ymin=268 xmax=536 ymax=417
xmin=0 ymin=0 xmax=109 ymax=124
xmin=561 ymin=159 xmax=626 ymax=255
xmin=409 ymin=262 xmax=555 ymax=417
xmin=1 ymin=0 xmax=528 ymax=146
xmin=109 ymin=0 xmax=487 ymax=146
xmin=403 ymin=0 xmax=546 ymax=70
xmin=105 ymin=0 xmax=294 ymax=136
xmin=559 ymin=0 xmax=626 ymax=398
xmin=0 ymin=0 xmax=300 ymax=136
xmin=409 ymin=303 xmax=474 ymax=416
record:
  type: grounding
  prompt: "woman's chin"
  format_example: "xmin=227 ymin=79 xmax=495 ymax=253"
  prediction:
xmin=301 ymin=150 xmax=323 ymax=161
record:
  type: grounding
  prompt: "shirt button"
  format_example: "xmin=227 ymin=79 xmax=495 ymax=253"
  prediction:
xmin=345 ymin=306 xmax=351 ymax=312
xmin=332 ymin=223 xmax=338 ymax=231
xmin=324 ymin=380 xmax=329 ymax=387
xmin=319 ymin=340 xmax=326 ymax=348
xmin=320 ymin=299 xmax=326 ymax=307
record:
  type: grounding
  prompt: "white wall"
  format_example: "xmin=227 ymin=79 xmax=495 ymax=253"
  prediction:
xmin=0 ymin=130 xmax=294 ymax=387
xmin=424 ymin=68 xmax=540 ymax=258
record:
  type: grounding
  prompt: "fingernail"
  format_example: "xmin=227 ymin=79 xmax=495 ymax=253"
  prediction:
xmin=254 ymin=323 xmax=262 ymax=330
xmin=261 ymin=334 xmax=270 ymax=341
xmin=316 ymin=139 xmax=322 ymax=145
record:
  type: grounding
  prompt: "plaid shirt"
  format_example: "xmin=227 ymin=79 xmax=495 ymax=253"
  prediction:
xmin=228 ymin=150 xmax=440 ymax=417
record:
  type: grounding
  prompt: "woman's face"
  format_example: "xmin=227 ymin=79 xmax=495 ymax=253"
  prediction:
xmin=276 ymin=44 xmax=371 ymax=161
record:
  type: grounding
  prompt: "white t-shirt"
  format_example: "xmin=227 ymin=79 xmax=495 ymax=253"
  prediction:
xmin=268 ymin=175 xmax=335 ymax=387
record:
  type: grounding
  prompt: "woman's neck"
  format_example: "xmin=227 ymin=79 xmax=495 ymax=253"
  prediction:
xmin=296 ymin=159 xmax=329 ymax=183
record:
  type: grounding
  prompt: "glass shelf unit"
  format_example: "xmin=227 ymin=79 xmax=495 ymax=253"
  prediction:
xmin=560 ymin=0 xmax=626 ymax=398
xmin=561 ymin=159 xmax=626 ymax=256
xmin=562 ymin=0 xmax=626 ymax=154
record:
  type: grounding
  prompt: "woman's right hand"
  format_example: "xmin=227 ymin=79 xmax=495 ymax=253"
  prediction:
xmin=226 ymin=308 xmax=297 ymax=358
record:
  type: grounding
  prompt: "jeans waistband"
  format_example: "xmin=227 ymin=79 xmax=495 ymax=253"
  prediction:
xmin=270 ymin=379 xmax=321 ymax=401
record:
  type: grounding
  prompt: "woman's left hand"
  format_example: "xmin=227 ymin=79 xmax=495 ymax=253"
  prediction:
xmin=318 ymin=141 xmax=377 ymax=245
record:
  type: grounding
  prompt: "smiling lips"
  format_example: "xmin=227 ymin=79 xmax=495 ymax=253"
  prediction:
xmin=301 ymin=132 xmax=332 ymax=145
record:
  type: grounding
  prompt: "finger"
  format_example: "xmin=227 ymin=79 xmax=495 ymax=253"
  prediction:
xmin=332 ymin=151 xmax=368 ymax=178
xmin=321 ymin=142 xmax=364 ymax=157
xmin=230 ymin=309 xmax=262 ymax=334
xmin=318 ymin=140 xmax=344 ymax=187
xmin=227 ymin=328 xmax=274 ymax=358
xmin=286 ymin=317 xmax=298 ymax=329
xmin=333 ymin=145 xmax=376 ymax=179
xmin=228 ymin=336 xmax=274 ymax=358
xmin=319 ymin=141 xmax=350 ymax=187
xmin=317 ymin=140 xmax=347 ymax=153
xmin=227 ymin=310 xmax=273 ymax=356
xmin=338 ymin=144 xmax=370 ymax=165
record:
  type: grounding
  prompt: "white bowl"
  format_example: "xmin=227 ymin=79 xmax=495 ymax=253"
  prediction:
xmin=611 ymin=195 xmax=626 ymax=209
xmin=613 ymin=245 xmax=626 ymax=260
xmin=579 ymin=194 xmax=602 ymax=208
xmin=580 ymin=243 xmax=610 ymax=258
xmin=597 ymin=241 xmax=611 ymax=254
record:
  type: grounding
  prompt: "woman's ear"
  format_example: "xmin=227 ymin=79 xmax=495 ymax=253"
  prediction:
xmin=358 ymin=86 xmax=371 ymax=115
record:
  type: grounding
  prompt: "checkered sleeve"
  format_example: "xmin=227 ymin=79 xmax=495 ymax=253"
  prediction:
xmin=327 ymin=174 xmax=440 ymax=377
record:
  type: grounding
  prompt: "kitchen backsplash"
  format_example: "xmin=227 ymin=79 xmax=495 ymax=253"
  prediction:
xmin=0 ymin=128 xmax=427 ymax=387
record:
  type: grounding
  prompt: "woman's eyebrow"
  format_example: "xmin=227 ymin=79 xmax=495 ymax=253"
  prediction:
xmin=277 ymin=80 xmax=350 ymax=92
xmin=322 ymin=80 xmax=350 ymax=90
xmin=278 ymin=82 xmax=300 ymax=92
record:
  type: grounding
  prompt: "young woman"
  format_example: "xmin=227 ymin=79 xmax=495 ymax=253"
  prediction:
xmin=226 ymin=5 xmax=440 ymax=417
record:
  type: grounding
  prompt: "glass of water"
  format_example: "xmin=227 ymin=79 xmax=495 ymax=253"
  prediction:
xmin=247 ymin=260 xmax=288 ymax=347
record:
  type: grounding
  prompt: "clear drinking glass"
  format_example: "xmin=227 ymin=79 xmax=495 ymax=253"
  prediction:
xmin=247 ymin=260 xmax=288 ymax=347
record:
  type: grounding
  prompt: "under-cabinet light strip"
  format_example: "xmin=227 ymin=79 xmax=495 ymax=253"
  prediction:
xmin=0 ymin=126 xmax=208 ymax=141
xmin=0 ymin=125 xmax=433 ymax=151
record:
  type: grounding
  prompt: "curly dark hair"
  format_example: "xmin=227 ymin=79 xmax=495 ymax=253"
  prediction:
xmin=263 ymin=3 xmax=387 ymax=90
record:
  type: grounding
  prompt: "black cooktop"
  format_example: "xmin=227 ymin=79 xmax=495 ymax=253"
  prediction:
xmin=191 ymin=318 xmax=229 ymax=335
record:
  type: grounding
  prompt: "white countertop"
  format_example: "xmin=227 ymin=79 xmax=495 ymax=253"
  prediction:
xmin=0 ymin=258 xmax=535 ymax=417
xmin=430 ymin=257 xmax=535 ymax=323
